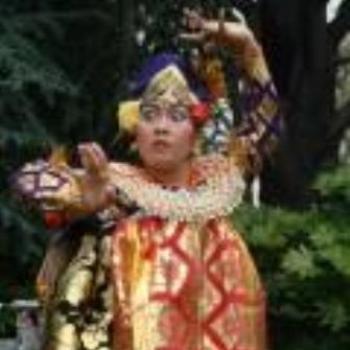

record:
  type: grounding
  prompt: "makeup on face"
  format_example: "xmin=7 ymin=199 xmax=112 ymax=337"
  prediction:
xmin=140 ymin=101 xmax=190 ymax=124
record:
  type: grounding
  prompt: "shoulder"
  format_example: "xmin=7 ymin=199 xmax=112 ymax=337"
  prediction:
xmin=191 ymin=153 xmax=241 ymax=185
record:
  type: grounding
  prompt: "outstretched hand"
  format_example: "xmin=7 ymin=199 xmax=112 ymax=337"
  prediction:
xmin=78 ymin=142 xmax=108 ymax=179
xmin=78 ymin=142 xmax=115 ymax=212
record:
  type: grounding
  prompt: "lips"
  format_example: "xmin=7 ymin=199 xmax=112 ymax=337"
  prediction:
xmin=152 ymin=139 xmax=171 ymax=149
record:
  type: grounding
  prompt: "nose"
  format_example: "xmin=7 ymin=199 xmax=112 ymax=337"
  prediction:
xmin=153 ymin=111 xmax=171 ymax=135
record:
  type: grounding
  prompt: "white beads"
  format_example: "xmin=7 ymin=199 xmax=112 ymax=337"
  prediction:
xmin=109 ymin=165 xmax=246 ymax=222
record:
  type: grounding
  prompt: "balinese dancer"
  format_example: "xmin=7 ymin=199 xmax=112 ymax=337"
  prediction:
xmin=13 ymin=9 xmax=282 ymax=350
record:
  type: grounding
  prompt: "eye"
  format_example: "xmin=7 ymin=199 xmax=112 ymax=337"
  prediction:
xmin=141 ymin=105 xmax=158 ymax=122
xmin=170 ymin=107 xmax=189 ymax=122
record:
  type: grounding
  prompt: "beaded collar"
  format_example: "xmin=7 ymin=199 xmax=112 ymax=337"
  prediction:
xmin=108 ymin=154 xmax=245 ymax=223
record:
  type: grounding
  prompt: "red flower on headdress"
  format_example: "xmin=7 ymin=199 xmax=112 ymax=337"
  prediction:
xmin=189 ymin=102 xmax=211 ymax=125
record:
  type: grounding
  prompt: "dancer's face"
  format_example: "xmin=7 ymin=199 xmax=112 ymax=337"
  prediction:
xmin=136 ymin=91 xmax=196 ymax=173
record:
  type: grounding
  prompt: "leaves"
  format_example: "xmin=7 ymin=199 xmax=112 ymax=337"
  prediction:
xmin=0 ymin=32 xmax=76 ymax=95
xmin=318 ymin=299 xmax=348 ymax=332
xmin=232 ymin=164 xmax=350 ymax=349
xmin=282 ymin=245 xmax=320 ymax=279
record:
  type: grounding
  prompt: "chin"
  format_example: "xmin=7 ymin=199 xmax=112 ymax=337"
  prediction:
xmin=145 ymin=157 xmax=177 ymax=172
xmin=150 ymin=161 xmax=175 ymax=172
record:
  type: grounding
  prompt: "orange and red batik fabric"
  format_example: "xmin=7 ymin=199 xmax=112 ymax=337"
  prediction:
xmin=112 ymin=216 xmax=267 ymax=350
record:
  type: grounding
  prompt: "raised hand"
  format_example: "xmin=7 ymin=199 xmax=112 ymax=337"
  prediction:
xmin=182 ymin=8 xmax=249 ymax=42
xmin=180 ymin=8 xmax=260 ymax=67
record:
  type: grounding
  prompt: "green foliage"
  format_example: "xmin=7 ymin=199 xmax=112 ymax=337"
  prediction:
xmin=232 ymin=165 xmax=350 ymax=349
xmin=0 ymin=29 xmax=76 ymax=94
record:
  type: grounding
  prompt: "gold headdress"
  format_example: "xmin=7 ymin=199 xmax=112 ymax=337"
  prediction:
xmin=117 ymin=52 xmax=227 ymax=134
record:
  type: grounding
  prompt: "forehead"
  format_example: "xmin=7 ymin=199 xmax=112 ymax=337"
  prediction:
xmin=142 ymin=87 xmax=192 ymax=108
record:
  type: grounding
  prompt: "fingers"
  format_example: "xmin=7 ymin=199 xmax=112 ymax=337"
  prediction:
xmin=90 ymin=143 xmax=108 ymax=168
xmin=182 ymin=8 xmax=204 ymax=32
xmin=180 ymin=7 xmax=229 ymax=45
xmin=181 ymin=7 xmax=250 ymax=48
xmin=180 ymin=7 xmax=206 ymax=43
xmin=78 ymin=142 xmax=108 ymax=179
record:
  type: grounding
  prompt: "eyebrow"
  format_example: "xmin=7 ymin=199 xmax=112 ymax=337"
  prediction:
xmin=141 ymin=100 xmax=189 ymax=110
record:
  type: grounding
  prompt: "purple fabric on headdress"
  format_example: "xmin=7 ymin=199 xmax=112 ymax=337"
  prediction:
xmin=129 ymin=52 xmax=211 ymax=101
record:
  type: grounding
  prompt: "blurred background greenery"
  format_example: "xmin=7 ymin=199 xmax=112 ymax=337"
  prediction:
xmin=0 ymin=0 xmax=349 ymax=348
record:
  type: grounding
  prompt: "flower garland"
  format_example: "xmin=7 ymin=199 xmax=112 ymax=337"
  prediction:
xmin=108 ymin=159 xmax=245 ymax=223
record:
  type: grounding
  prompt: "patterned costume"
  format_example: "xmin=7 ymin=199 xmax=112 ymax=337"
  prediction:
xmin=13 ymin=31 xmax=282 ymax=350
